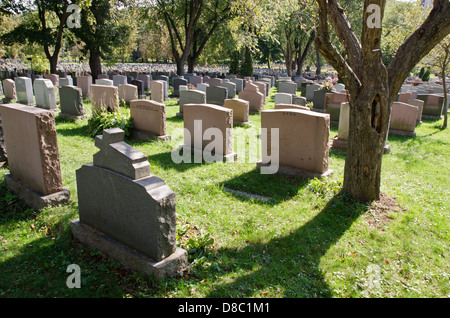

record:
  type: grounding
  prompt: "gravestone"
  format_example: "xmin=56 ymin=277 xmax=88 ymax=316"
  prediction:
xmin=173 ymin=78 xmax=188 ymax=97
xmin=274 ymin=93 xmax=293 ymax=105
xmin=2 ymin=79 xmax=16 ymax=102
xmin=97 ymin=74 xmax=109 ymax=80
xmin=59 ymin=85 xmax=85 ymax=120
xmin=90 ymin=84 xmax=119 ymax=116
xmin=206 ymin=86 xmax=228 ymax=106
xmin=278 ymin=81 xmax=297 ymax=95
xmin=331 ymin=102 xmax=350 ymax=150
xmin=306 ymin=84 xmax=321 ymax=101
xmin=334 ymin=83 xmax=345 ymax=93
xmin=220 ymin=81 xmax=237 ymax=99
xmin=178 ymin=89 xmax=206 ymax=117
xmin=118 ymin=84 xmax=138 ymax=105
xmin=325 ymin=92 xmax=349 ymax=123
xmin=96 ymin=79 xmax=114 ymax=86
xmin=34 ymin=78 xmax=57 ymax=110
xmin=389 ymin=102 xmax=418 ymax=137
xmin=14 ymin=77 xmax=34 ymax=105
xmin=113 ymin=75 xmax=128 ymax=87
xmin=155 ymin=75 xmax=169 ymax=98
xmin=255 ymin=81 xmax=268 ymax=97
xmin=238 ymin=81 xmax=264 ymax=114
xmin=190 ymin=76 xmax=203 ymax=87
xmin=230 ymin=78 xmax=244 ymax=94
xmin=223 ymin=98 xmax=251 ymax=126
xmin=137 ymin=74 xmax=152 ymax=91
xmin=274 ymin=104 xmax=310 ymax=111
xmin=0 ymin=103 xmax=70 ymax=210
xmin=208 ymin=78 xmax=222 ymax=87
xmin=293 ymin=95 xmax=307 ymax=106
xmin=181 ymin=104 xmax=237 ymax=162
xmin=406 ymin=99 xmax=424 ymax=124
xmin=130 ymin=100 xmax=170 ymax=140
xmin=131 ymin=79 xmax=144 ymax=98
xmin=72 ymin=128 xmax=187 ymax=280
xmin=44 ymin=74 xmax=59 ymax=87
xmin=151 ymin=80 xmax=165 ymax=103
xmin=197 ymin=83 xmax=209 ymax=92
xmin=257 ymin=109 xmax=333 ymax=179
xmin=77 ymin=75 xmax=92 ymax=99
xmin=417 ymin=94 xmax=444 ymax=119
xmin=59 ymin=76 xmax=73 ymax=87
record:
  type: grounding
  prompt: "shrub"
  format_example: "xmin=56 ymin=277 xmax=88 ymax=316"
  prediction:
xmin=241 ymin=47 xmax=254 ymax=77
xmin=86 ymin=109 xmax=133 ymax=138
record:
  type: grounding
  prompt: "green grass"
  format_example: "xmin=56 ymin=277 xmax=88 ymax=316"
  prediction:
xmin=0 ymin=87 xmax=448 ymax=298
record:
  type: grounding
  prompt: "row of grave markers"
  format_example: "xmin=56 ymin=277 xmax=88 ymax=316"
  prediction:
xmin=0 ymin=71 xmax=447 ymax=282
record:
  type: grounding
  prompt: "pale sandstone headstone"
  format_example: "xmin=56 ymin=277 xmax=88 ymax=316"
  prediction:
xmin=238 ymin=81 xmax=264 ymax=114
xmin=2 ymin=79 xmax=16 ymax=101
xmin=407 ymin=99 xmax=424 ymax=124
xmin=258 ymin=109 xmax=332 ymax=178
xmin=0 ymin=103 xmax=70 ymax=209
xmin=34 ymin=78 xmax=57 ymax=110
xmin=90 ymin=84 xmax=119 ymax=116
xmin=96 ymin=79 xmax=114 ymax=86
xmin=44 ymin=74 xmax=59 ymax=87
xmin=130 ymin=99 xmax=169 ymax=140
xmin=274 ymin=104 xmax=310 ymax=111
xmin=223 ymin=98 xmax=250 ymax=125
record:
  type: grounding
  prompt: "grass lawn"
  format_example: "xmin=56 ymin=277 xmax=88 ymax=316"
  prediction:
xmin=0 ymin=86 xmax=448 ymax=298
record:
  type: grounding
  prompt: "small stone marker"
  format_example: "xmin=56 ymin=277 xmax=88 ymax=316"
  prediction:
xmin=223 ymin=98 xmax=251 ymax=126
xmin=72 ymin=128 xmax=187 ymax=280
xmin=0 ymin=103 xmax=70 ymax=210
xmin=2 ymin=79 xmax=16 ymax=102
xmin=238 ymin=81 xmax=264 ymax=114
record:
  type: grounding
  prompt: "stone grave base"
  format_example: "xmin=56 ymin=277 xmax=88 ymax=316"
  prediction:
xmin=4 ymin=174 xmax=70 ymax=211
xmin=178 ymin=145 xmax=237 ymax=163
xmin=256 ymin=161 xmax=334 ymax=179
xmin=132 ymin=129 xmax=171 ymax=141
xmin=58 ymin=112 xmax=88 ymax=121
xmin=388 ymin=129 xmax=416 ymax=138
xmin=176 ymin=112 xmax=183 ymax=118
xmin=70 ymin=219 xmax=188 ymax=281
xmin=331 ymin=136 xmax=348 ymax=150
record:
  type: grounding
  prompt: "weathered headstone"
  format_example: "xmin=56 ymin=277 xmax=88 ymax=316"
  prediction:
xmin=90 ymin=84 xmax=119 ymax=116
xmin=59 ymin=76 xmax=73 ymax=87
xmin=130 ymin=100 xmax=170 ymax=140
xmin=206 ymin=86 xmax=228 ymax=106
xmin=223 ymin=98 xmax=251 ymax=126
xmin=72 ymin=128 xmax=187 ymax=280
xmin=306 ymin=83 xmax=321 ymax=101
xmin=417 ymin=94 xmax=444 ymax=119
xmin=189 ymin=76 xmax=203 ymax=87
xmin=137 ymin=74 xmax=152 ymax=91
xmin=257 ymin=109 xmax=333 ymax=179
xmin=77 ymin=75 xmax=92 ymax=99
xmin=278 ymin=81 xmax=296 ymax=95
xmin=325 ymin=92 xmax=349 ymax=123
xmin=197 ymin=83 xmax=209 ymax=92
xmin=44 ymin=74 xmax=59 ymax=87
xmin=208 ymin=78 xmax=222 ymax=87
xmin=0 ymin=103 xmax=70 ymax=210
xmin=230 ymin=78 xmax=244 ymax=94
xmin=59 ymin=85 xmax=85 ymax=120
xmin=178 ymin=89 xmax=206 ymax=117
xmin=220 ymin=81 xmax=237 ymax=99
xmin=14 ymin=77 xmax=34 ymax=105
xmin=131 ymin=79 xmax=144 ymax=98
xmin=238 ymin=81 xmax=264 ymax=114
xmin=96 ymin=79 xmax=114 ymax=86
xmin=406 ymin=98 xmax=424 ymax=124
xmin=293 ymin=95 xmax=307 ymax=106
xmin=34 ymin=78 xmax=57 ymax=110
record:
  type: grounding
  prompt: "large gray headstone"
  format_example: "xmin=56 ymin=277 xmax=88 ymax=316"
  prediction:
xmin=206 ymin=86 xmax=228 ymax=106
xmin=34 ymin=78 xmax=56 ymax=110
xmin=59 ymin=85 xmax=84 ymax=118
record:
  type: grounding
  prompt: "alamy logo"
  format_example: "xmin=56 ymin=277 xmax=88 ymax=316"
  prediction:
xmin=67 ymin=4 xmax=81 ymax=29
xmin=66 ymin=264 xmax=81 ymax=288
xmin=366 ymin=4 xmax=381 ymax=29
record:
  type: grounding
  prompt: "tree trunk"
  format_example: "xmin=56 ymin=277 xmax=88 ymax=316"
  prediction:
xmin=442 ymin=69 xmax=448 ymax=128
xmin=315 ymin=46 xmax=321 ymax=75
xmin=89 ymin=52 xmax=102 ymax=81
xmin=49 ymin=54 xmax=58 ymax=75
xmin=187 ymin=56 xmax=195 ymax=74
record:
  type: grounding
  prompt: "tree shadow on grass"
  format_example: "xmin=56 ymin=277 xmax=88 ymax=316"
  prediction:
xmin=220 ymin=168 xmax=311 ymax=206
xmin=145 ymin=150 xmax=222 ymax=173
xmin=202 ymin=192 xmax=371 ymax=298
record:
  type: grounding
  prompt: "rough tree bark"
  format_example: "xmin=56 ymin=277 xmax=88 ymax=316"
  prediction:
xmin=314 ymin=0 xmax=450 ymax=201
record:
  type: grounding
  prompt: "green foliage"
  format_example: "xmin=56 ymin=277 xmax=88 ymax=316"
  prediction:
xmin=418 ymin=67 xmax=425 ymax=79
xmin=241 ymin=47 xmax=254 ymax=77
xmin=229 ymin=51 xmax=240 ymax=75
xmin=421 ymin=67 xmax=431 ymax=82
xmin=86 ymin=109 xmax=133 ymax=138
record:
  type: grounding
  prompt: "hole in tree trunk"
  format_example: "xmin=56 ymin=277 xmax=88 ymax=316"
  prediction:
xmin=371 ymin=95 xmax=381 ymax=134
